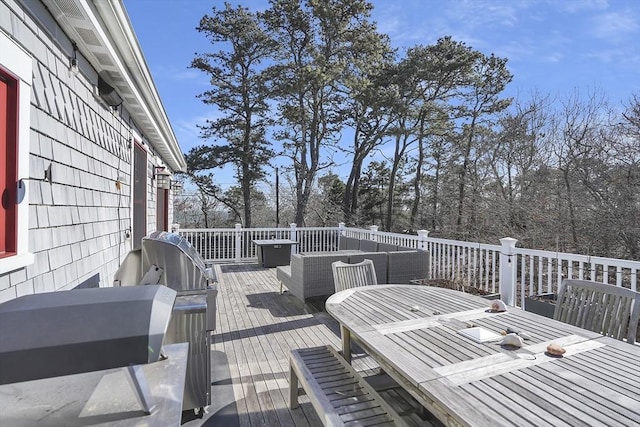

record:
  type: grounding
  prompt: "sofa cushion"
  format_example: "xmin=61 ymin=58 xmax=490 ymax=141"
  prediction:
xmin=387 ymin=250 xmax=429 ymax=284
xmin=359 ymin=239 xmax=378 ymax=252
xmin=287 ymin=253 xmax=351 ymax=300
xmin=349 ymin=252 xmax=387 ymax=283
xmin=338 ymin=236 xmax=361 ymax=250
xmin=276 ymin=265 xmax=291 ymax=281
xmin=377 ymin=242 xmax=399 ymax=252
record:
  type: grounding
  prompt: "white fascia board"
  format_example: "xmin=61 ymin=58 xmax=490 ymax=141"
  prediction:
xmin=81 ymin=0 xmax=186 ymax=172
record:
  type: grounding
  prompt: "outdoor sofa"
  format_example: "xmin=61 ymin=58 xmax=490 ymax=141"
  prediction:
xmin=276 ymin=236 xmax=429 ymax=302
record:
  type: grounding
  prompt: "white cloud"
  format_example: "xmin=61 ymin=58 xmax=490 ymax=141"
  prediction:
xmin=543 ymin=52 xmax=565 ymax=62
xmin=551 ymin=0 xmax=609 ymax=14
xmin=173 ymin=69 xmax=203 ymax=81
xmin=591 ymin=11 xmax=640 ymax=40
xmin=174 ymin=110 xmax=224 ymax=152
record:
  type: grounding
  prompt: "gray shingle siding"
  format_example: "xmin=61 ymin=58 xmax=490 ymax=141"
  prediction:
xmin=0 ymin=0 xmax=174 ymax=302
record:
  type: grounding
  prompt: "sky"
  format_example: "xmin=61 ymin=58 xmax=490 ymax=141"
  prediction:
xmin=123 ymin=0 xmax=640 ymax=189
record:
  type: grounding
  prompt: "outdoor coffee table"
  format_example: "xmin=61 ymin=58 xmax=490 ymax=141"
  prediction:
xmin=252 ymin=239 xmax=297 ymax=268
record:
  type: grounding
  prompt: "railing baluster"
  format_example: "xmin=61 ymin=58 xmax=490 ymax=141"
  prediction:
xmin=547 ymin=257 xmax=552 ymax=294
xmin=176 ymin=226 xmax=639 ymax=294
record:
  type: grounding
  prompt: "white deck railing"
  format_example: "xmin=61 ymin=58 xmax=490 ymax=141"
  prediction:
xmin=176 ymin=223 xmax=639 ymax=308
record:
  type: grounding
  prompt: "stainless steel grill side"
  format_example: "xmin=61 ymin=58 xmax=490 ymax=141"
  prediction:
xmin=0 ymin=285 xmax=176 ymax=385
xmin=118 ymin=230 xmax=219 ymax=413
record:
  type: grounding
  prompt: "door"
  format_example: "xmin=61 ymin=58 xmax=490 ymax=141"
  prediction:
xmin=132 ymin=142 xmax=147 ymax=248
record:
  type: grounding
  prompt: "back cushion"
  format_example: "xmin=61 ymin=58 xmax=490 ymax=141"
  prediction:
xmin=377 ymin=242 xmax=399 ymax=252
xmin=359 ymin=239 xmax=378 ymax=252
xmin=344 ymin=236 xmax=360 ymax=250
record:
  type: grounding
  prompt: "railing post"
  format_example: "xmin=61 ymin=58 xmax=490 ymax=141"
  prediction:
xmin=235 ymin=223 xmax=242 ymax=262
xmin=338 ymin=222 xmax=346 ymax=235
xmin=369 ymin=225 xmax=379 ymax=242
xmin=417 ymin=230 xmax=430 ymax=279
xmin=290 ymin=223 xmax=297 ymax=255
xmin=416 ymin=230 xmax=429 ymax=251
xmin=499 ymin=237 xmax=518 ymax=306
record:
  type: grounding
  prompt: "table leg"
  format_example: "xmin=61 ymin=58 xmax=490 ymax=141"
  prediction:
xmin=340 ymin=325 xmax=351 ymax=364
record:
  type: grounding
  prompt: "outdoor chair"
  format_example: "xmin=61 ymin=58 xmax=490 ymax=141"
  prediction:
xmin=331 ymin=259 xmax=378 ymax=293
xmin=554 ymin=279 xmax=640 ymax=344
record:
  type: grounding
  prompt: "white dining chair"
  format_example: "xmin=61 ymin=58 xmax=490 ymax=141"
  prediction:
xmin=554 ymin=279 xmax=640 ymax=344
xmin=331 ymin=259 xmax=378 ymax=293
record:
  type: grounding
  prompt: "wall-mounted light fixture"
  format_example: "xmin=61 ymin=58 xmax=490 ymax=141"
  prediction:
xmin=171 ymin=180 xmax=183 ymax=196
xmin=153 ymin=166 xmax=171 ymax=190
xmin=97 ymin=74 xmax=123 ymax=108
xmin=69 ymin=42 xmax=79 ymax=75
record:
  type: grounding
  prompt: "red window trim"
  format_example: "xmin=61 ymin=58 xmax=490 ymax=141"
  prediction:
xmin=0 ymin=67 xmax=19 ymax=258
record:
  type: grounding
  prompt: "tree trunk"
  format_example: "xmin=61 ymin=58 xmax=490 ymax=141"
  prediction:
xmin=410 ymin=118 xmax=426 ymax=229
xmin=562 ymin=167 xmax=579 ymax=248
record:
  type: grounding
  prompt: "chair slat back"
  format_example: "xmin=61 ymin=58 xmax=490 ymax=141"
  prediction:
xmin=332 ymin=259 xmax=378 ymax=293
xmin=554 ymin=279 xmax=640 ymax=344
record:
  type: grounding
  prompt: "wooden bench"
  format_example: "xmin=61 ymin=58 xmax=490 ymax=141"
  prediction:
xmin=289 ymin=345 xmax=408 ymax=427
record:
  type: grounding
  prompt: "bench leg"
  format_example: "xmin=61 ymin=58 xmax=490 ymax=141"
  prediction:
xmin=289 ymin=364 xmax=299 ymax=409
xmin=341 ymin=325 xmax=351 ymax=364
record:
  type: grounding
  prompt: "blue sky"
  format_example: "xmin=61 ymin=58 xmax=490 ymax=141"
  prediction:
xmin=123 ymin=0 xmax=640 ymax=188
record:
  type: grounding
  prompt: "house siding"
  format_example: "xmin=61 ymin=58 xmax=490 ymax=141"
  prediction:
xmin=0 ymin=0 xmax=176 ymax=302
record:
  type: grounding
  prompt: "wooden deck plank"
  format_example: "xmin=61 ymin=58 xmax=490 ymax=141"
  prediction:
xmin=234 ymin=268 xmax=319 ymax=427
xmin=184 ymin=263 xmax=438 ymax=427
xmin=223 ymin=266 xmax=291 ymax=427
xmin=215 ymin=264 xmax=261 ymax=427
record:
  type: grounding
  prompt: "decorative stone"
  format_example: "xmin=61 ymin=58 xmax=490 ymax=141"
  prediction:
xmin=501 ymin=333 xmax=524 ymax=348
xmin=518 ymin=331 xmax=531 ymax=340
xmin=546 ymin=343 xmax=566 ymax=356
xmin=490 ymin=300 xmax=507 ymax=312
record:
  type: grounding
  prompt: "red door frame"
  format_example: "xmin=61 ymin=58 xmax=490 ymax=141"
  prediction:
xmin=0 ymin=68 xmax=18 ymax=258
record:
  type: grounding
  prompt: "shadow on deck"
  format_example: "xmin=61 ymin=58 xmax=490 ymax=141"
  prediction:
xmin=182 ymin=262 xmax=440 ymax=427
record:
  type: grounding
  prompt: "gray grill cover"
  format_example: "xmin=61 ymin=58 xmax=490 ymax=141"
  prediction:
xmin=0 ymin=285 xmax=176 ymax=385
xmin=142 ymin=231 xmax=214 ymax=292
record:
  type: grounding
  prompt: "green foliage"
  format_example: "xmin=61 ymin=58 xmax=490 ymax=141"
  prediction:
xmin=181 ymin=2 xmax=637 ymax=260
xmin=188 ymin=3 xmax=277 ymax=226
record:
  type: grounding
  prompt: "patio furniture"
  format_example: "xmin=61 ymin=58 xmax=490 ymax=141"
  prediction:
xmin=277 ymin=253 xmax=351 ymax=300
xmin=331 ymin=259 xmax=378 ymax=292
xmin=253 ymin=239 xmax=297 ymax=268
xmin=554 ymin=278 xmax=640 ymax=344
xmin=276 ymin=236 xmax=428 ymax=301
xmin=326 ymin=285 xmax=640 ymax=426
xmin=289 ymin=345 xmax=408 ymax=427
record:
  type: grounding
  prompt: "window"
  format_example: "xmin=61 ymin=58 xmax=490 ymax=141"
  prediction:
xmin=0 ymin=33 xmax=33 ymax=274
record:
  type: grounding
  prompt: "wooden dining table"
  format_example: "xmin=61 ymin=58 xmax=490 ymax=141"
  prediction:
xmin=325 ymin=285 xmax=640 ymax=427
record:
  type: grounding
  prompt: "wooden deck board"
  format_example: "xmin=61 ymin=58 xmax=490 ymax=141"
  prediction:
xmin=184 ymin=262 xmax=439 ymax=427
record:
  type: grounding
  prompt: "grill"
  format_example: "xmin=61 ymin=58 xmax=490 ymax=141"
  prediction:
xmin=115 ymin=230 xmax=218 ymax=414
xmin=0 ymin=285 xmax=176 ymax=414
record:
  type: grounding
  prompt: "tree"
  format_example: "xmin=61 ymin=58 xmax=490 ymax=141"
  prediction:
xmin=357 ymin=161 xmax=389 ymax=226
xmin=264 ymin=0 xmax=380 ymax=226
xmin=548 ymin=89 xmax=609 ymax=250
xmin=338 ymin=27 xmax=394 ymax=224
xmin=452 ymin=52 xmax=512 ymax=236
xmin=187 ymin=3 xmax=276 ymax=227
xmin=384 ymin=37 xmax=493 ymax=232
xmin=488 ymin=93 xmax=551 ymax=237
xmin=307 ymin=172 xmax=346 ymax=226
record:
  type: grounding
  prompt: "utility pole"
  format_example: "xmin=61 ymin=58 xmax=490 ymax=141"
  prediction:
xmin=275 ymin=167 xmax=280 ymax=227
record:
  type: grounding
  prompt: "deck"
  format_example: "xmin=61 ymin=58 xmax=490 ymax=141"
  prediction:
xmin=185 ymin=262 xmax=439 ymax=426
